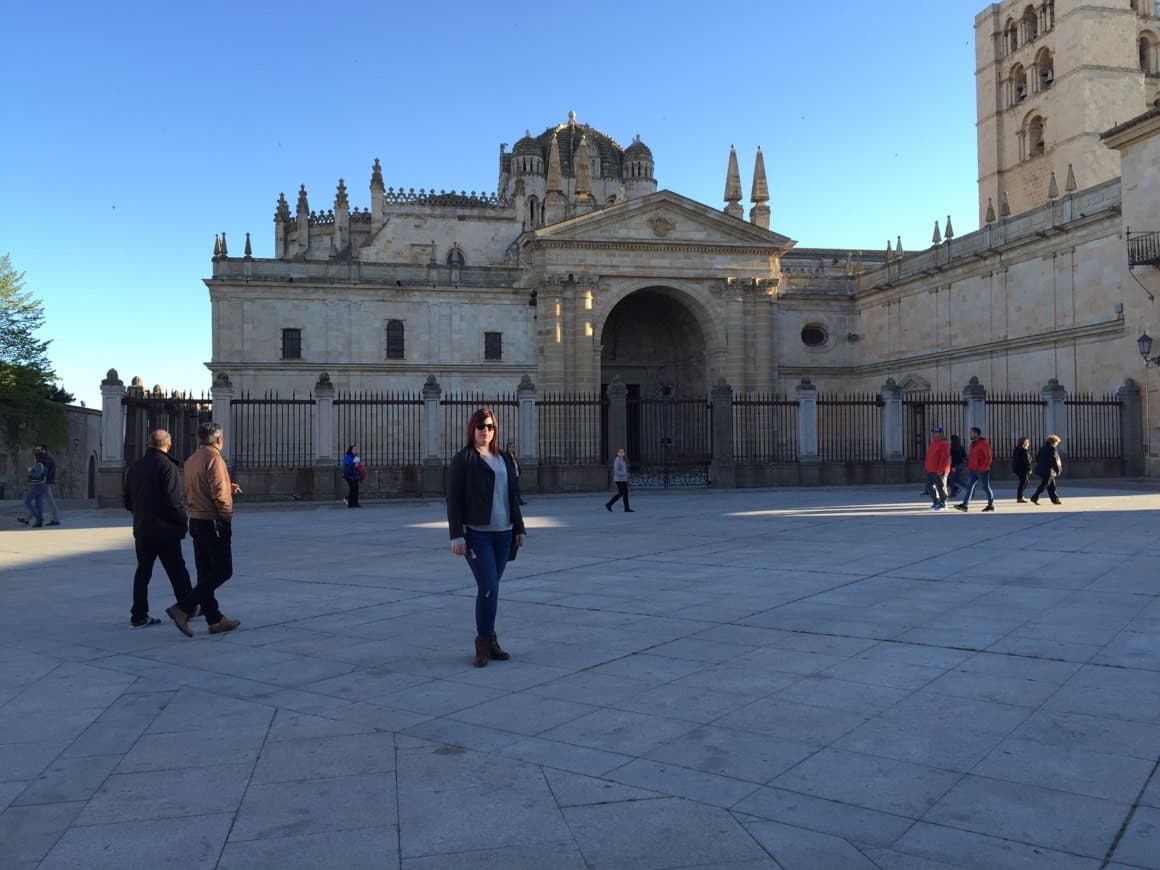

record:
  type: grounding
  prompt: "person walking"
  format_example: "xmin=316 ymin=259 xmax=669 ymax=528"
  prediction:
xmin=955 ymin=427 xmax=995 ymax=512
xmin=505 ymin=441 xmax=527 ymax=505
xmin=342 ymin=444 xmax=362 ymax=507
xmin=924 ymin=427 xmax=951 ymax=510
xmin=605 ymin=448 xmax=633 ymax=512
xmin=447 ymin=408 xmax=525 ymax=668
xmin=1030 ymin=434 xmax=1064 ymax=505
xmin=123 ymin=429 xmax=195 ymax=628
xmin=947 ymin=434 xmax=968 ymax=498
xmin=165 ymin=422 xmax=242 ymax=637
xmin=16 ymin=449 xmax=48 ymax=528
xmin=35 ymin=444 xmax=61 ymax=526
xmin=1012 ymin=436 xmax=1034 ymax=502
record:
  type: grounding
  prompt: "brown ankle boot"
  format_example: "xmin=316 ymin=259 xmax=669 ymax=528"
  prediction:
xmin=473 ymin=636 xmax=490 ymax=668
xmin=489 ymin=635 xmax=511 ymax=661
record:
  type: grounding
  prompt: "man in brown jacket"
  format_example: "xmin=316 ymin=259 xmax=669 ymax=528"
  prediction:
xmin=165 ymin=421 xmax=241 ymax=637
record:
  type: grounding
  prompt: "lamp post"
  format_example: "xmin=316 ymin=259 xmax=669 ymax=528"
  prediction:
xmin=1139 ymin=331 xmax=1160 ymax=367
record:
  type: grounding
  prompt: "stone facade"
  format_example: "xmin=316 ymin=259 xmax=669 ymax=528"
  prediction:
xmin=0 ymin=406 xmax=100 ymax=502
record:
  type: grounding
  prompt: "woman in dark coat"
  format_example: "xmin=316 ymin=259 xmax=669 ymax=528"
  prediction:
xmin=948 ymin=434 xmax=968 ymax=497
xmin=1030 ymin=434 xmax=1063 ymax=505
xmin=1012 ymin=436 xmax=1034 ymax=502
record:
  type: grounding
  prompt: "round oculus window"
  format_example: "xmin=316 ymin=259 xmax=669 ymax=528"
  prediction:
xmin=801 ymin=325 xmax=828 ymax=347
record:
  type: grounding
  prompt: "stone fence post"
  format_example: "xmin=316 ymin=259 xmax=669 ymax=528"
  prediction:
xmin=709 ymin=378 xmax=735 ymax=488
xmin=421 ymin=376 xmax=444 ymax=496
xmin=313 ymin=373 xmax=336 ymax=502
xmin=1118 ymin=378 xmax=1144 ymax=475
xmin=880 ymin=377 xmax=904 ymax=467
xmin=963 ymin=376 xmax=986 ymax=436
xmin=211 ymin=373 xmax=234 ymax=463
xmin=1041 ymin=378 xmax=1068 ymax=449
xmin=517 ymin=375 xmax=538 ymax=492
xmin=96 ymin=368 xmax=126 ymax=507
xmin=796 ymin=378 xmax=820 ymax=484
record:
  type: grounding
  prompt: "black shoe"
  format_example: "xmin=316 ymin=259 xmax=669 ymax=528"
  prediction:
xmin=1030 ymin=497 xmax=1039 ymax=505
xmin=16 ymin=516 xmax=28 ymax=525
xmin=605 ymin=503 xmax=612 ymax=512
xmin=47 ymin=520 xmax=61 ymax=526
xmin=1050 ymin=498 xmax=1062 ymax=505
xmin=130 ymin=616 xmax=161 ymax=628
xmin=954 ymin=504 xmax=968 ymax=512
xmin=982 ymin=504 xmax=995 ymax=512
xmin=32 ymin=519 xmax=43 ymax=528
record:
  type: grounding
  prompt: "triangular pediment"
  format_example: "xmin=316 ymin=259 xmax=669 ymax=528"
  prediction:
xmin=522 ymin=190 xmax=795 ymax=252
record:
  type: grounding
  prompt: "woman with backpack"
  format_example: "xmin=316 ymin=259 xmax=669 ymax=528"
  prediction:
xmin=341 ymin=445 xmax=363 ymax=508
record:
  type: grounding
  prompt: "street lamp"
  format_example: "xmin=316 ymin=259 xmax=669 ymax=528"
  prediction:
xmin=1139 ymin=331 xmax=1160 ymax=367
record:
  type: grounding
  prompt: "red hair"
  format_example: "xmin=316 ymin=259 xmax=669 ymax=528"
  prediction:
xmin=465 ymin=408 xmax=500 ymax=454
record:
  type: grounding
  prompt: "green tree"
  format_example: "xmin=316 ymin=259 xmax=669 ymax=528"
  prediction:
xmin=1 ymin=254 xmax=65 ymax=448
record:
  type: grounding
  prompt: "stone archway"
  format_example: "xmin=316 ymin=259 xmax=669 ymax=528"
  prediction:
xmin=600 ymin=286 xmax=708 ymax=398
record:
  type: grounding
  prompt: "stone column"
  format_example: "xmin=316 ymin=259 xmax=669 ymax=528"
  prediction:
xmin=96 ymin=369 xmax=126 ymax=507
xmin=880 ymin=377 xmax=905 ymax=473
xmin=313 ymin=373 xmax=336 ymax=502
xmin=211 ymin=373 xmax=234 ymax=463
xmin=517 ymin=375 xmax=538 ymax=493
xmin=421 ymin=375 xmax=444 ymax=496
xmin=709 ymin=378 xmax=736 ymax=488
xmin=606 ymin=378 xmax=628 ymax=482
xmin=796 ymin=378 xmax=820 ymax=485
xmin=1118 ymin=378 xmax=1144 ymax=476
xmin=962 ymin=376 xmax=987 ymax=436
xmin=1041 ymin=378 xmax=1068 ymax=448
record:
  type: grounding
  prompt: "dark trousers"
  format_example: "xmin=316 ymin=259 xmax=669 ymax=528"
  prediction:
xmin=1015 ymin=472 xmax=1032 ymax=500
xmin=346 ymin=478 xmax=360 ymax=507
xmin=181 ymin=518 xmax=233 ymax=625
xmin=463 ymin=528 xmax=512 ymax=638
xmin=607 ymin=482 xmax=630 ymax=510
xmin=132 ymin=537 xmax=194 ymax=621
xmin=1031 ymin=473 xmax=1059 ymax=502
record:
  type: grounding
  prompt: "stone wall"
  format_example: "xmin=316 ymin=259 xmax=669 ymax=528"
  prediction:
xmin=0 ymin=406 xmax=100 ymax=502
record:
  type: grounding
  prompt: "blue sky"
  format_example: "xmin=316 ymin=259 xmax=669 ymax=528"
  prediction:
xmin=2 ymin=1 xmax=982 ymax=408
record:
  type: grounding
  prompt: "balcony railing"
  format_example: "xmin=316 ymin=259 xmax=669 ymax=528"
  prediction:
xmin=1128 ymin=231 xmax=1160 ymax=266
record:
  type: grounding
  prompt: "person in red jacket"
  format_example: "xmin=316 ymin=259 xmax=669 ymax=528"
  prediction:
xmin=955 ymin=426 xmax=995 ymax=512
xmin=924 ymin=427 xmax=951 ymax=510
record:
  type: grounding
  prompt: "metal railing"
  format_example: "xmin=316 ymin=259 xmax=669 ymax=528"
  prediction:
xmin=335 ymin=391 xmax=422 ymax=466
xmin=537 ymin=392 xmax=606 ymax=463
xmin=732 ymin=393 xmax=797 ymax=462
xmin=986 ymin=393 xmax=1046 ymax=463
xmin=818 ymin=393 xmax=883 ymax=461
xmin=1065 ymin=393 xmax=1123 ymax=460
xmin=902 ymin=393 xmax=965 ymax=461
xmin=1128 ymin=231 xmax=1160 ymax=266
xmin=230 ymin=393 xmax=315 ymax=468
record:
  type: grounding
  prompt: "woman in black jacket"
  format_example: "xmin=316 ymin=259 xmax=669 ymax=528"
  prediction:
xmin=1012 ymin=436 xmax=1034 ymax=502
xmin=1030 ymin=434 xmax=1063 ymax=505
xmin=446 ymin=408 xmax=526 ymax=667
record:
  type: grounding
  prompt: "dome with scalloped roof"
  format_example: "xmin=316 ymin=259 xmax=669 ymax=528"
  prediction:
xmin=624 ymin=134 xmax=653 ymax=161
xmin=526 ymin=112 xmax=626 ymax=178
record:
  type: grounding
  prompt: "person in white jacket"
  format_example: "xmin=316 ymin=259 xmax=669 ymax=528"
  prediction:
xmin=604 ymin=448 xmax=633 ymax=513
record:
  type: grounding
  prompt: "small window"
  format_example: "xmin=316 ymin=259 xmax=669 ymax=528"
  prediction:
xmin=801 ymin=325 xmax=828 ymax=347
xmin=281 ymin=328 xmax=302 ymax=360
xmin=385 ymin=320 xmax=405 ymax=359
xmin=484 ymin=331 xmax=503 ymax=361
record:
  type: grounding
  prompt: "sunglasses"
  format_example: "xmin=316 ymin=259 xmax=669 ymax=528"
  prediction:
xmin=475 ymin=423 xmax=496 ymax=431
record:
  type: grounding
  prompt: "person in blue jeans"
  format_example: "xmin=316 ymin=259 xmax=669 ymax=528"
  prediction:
xmin=17 ymin=449 xmax=48 ymax=528
xmin=446 ymin=408 xmax=526 ymax=668
xmin=955 ymin=427 xmax=995 ymax=512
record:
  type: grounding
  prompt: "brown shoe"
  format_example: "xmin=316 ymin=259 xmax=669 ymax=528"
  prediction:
xmin=208 ymin=617 xmax=241 ymax=635
xmin=165 ymin=605 xmax=194 ymax=638
xmin=473 ymin=636 xmax=490 ymax=668
xmin=489 ymin=635 xmax=511 ymax=661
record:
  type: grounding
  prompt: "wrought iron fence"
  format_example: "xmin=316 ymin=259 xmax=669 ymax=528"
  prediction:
xmin=818 ymin=393 xmax=883 ymax=461
xmin=122 ymin=394 xmax=213 ymax=465
xmin=230 ymin=393 xmax=315 ymax=468
xmin=732 ymin=393 xmax=798 ymax=462
xmin=627 ymin=394 xmax=712 ymax=486
xmin=903 ymin=393 xmax=966 ymax=461
xmin=536 ymin=392 xmax=606 ymax=463
xmin=335 ymin=391 xmax=422 ymax=466
xmin=440 ymin=393 xmax=518 ymax=462
xmin=986 ymin=393 xmax=1045 ymax=463
xmin=1065 ymin=393 xmax=1123 ymax=460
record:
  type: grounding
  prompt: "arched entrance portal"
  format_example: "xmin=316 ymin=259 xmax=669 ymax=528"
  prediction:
xmin=600 ymin=287 xmax=712 ymax=485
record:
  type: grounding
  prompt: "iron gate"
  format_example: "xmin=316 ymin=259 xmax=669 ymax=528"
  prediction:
xmin=626 ymin=388 xmax=712 ymax=486
xmin=123 ymin=393 xmax=212 ymax=465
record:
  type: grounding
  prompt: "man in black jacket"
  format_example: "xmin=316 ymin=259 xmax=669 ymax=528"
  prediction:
xmin=123 ymin=429 xmax=195 ymax=628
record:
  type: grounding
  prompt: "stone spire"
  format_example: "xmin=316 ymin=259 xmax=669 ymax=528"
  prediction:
xmin=297 ymin=184 xmax=309 ymax=216
xmin=275 ymin=192 xmax=291 ymax=222
xmin=335 ymin=178 xmax=349 ymax=209
xmin=1000 ymin=190 xmax=1011 ymax=218
xmin=932 ymin=220 xmax=942 ymax=246
xmin=334 ymin=179 xmax=350 ymax=256
xmin=213 ymin=234 xmax=223 ymax=258
xmin=1065 ymin=163 xmax=1077 ymax=193
xmin=724 ymin=146 xmax=743 ymax=219
xmin=985 ymin=197 xmax=996 ymax=224
xmin=274 ymin=193 xmax=291 ymax=258
xmin=573 ymin=134 xmax=595 ymax=215
xmin=944 ymin=215 xmax=954 ymax=241
xmin=295 ymin=184 xmax=310 ymax=256
xmin=544 ymin=132 xmax=567 ymax=225
xmin=885 ymin=240 xmax=893 ymax=263
xmin=244 ymin=232 xmax=252 ymax=258
xmin=370 ymin=158 xmax=385 ymax=235
xmin=1047 ymin=171 xmax=1059 ymax=200
xmin=749 ymin=146 xmax=770 ymax=229
xmin=896 ymin=235 xmax=903 ymax=258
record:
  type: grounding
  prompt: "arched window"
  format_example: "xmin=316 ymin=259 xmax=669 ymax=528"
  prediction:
xmin=527 ymin=195 xmax=540 ymax=227
xmin=1005 ymin=19 xmax=1018 ymax=53
xmin=1023 ymin=5 xmax=1038 ymax=41
xmin=1140 ymin=32 xmax=1159 ymax=73
xmin=1036 ymin=48 xmax=1054 ymax=89
xmin=1012 ymin=64 xmax=1028 ymax=103
xmin=446 ymin=246 xmax=465 ymax=267
xmin=1028 ymin=114 xmax=1046 ymax=158
xmin=385 ymin=320 xmax=405 ymax=360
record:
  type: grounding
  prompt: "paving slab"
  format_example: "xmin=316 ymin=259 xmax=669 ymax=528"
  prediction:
xmin=1 ymin=482 xmax=1158 ymax=868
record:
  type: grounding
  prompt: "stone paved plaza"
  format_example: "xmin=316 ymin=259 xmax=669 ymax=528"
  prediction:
xmin=2 ymin=483 xmax=1159 ymax=869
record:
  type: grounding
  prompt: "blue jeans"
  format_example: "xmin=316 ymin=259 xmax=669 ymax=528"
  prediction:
xmin=23 ymin=483 xmax=46 ymax=521
xmin=463 ymin=527 xmax=512 ymax=638
xmin=962 ymin=470 xmax=994 ymax=507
